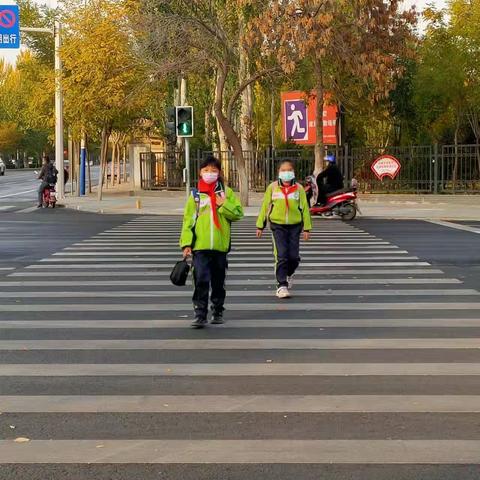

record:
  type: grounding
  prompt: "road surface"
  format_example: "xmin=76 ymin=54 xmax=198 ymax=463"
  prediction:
xmin=0 ymin=168 xmax=100 ymax=212
xmin=0 ymin=211 xmax=480 ymax=479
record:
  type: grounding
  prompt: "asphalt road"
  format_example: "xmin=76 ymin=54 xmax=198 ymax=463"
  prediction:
xmin=0 ymin=211 xmax=480 ymax=479
xmin=0 ymin=168 xmax=100 ymax=212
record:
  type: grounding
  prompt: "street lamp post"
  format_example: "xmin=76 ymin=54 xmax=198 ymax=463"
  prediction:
xmin=20 ymin=24 xmax=64 ymax=200
xmin=54 ymin=21 xmax=64 ymax=199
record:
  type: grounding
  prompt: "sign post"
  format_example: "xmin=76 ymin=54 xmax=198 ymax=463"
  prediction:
xmin=19 ymin=22 xmax=65 ymax=200
xmin=0 ymin=5 xmax=20 ymax=49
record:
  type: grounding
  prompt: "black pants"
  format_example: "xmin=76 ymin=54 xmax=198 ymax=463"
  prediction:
xmin=192 ymin=251 xmax=228 ymax=318
xmin=271 ymin=223 xmax=302 ymax=288
xmin=38 ymin=181 xmax=49 ymax=205
xmin=317 ymin=183 xmax=337 ymax=205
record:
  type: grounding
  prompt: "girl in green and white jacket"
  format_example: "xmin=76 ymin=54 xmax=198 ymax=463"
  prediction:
xmin=256 ymin=160 xmax=312 ymax=299
xmin=180 ymin=156 xmax=243 ymax=328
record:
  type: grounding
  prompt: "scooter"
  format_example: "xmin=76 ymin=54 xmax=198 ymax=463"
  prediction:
xmin=310 ymin=179 xmax=360 ymax=221
xmin=42 ymin=184 xmax=57 ymax=208
xmin=35 ymin=170 xmax=57 ymax=208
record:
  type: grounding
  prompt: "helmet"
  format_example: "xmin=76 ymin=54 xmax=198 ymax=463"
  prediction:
xmin=325 ymin=154 xmax=336 ymax=164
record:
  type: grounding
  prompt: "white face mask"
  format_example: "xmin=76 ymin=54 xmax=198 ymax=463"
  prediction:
xmin=201 ymin=172 xmax=219 ymax=184
xmin=279 ymin=171 xmax=295 ymax=183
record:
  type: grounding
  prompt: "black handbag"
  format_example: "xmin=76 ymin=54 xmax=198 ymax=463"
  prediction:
xmin=170 ymin=259 xmax=191 ymax=286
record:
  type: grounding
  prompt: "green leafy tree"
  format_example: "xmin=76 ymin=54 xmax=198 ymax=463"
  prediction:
xmin=61 ymin=0 xmax=148 ymax=199
xmin=252 ymin=0 xmax=417 ymax=171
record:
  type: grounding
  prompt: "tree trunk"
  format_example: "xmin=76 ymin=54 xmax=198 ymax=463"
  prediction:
xmin=270 ymin=92 xmax=275 ymax=149
xmin=204 ymin=108 xmax=212 ymax=147
xmin=467 ymin=110 xmax=480 ymax=178
xmin=452 ymin=120 xmax=459 ymax=190
xmin=87 ymin=148 xmax=92 ymax=194
xmin=67 ymin=129 xmax=73 ymax=196
xmin=176 ymin=77 xmax=187 ymax=150
xmin=110 ymin=140 xmax=117 ymax=187
xmin=214 ymin=70 xmax=230 ymax=180
xmin=73 ymin=141 xmax=80 ymax=197
xmin=314 ymin=60 xmax=325 ymax=175
xmin=98 ymin=124 xmax=111 ymax=201
xmin=122 ymin=145 xmax=127 ymax=183
xmin=214 ymin=65 xmax=248 ymax=206
xmin=239 ymin=21 xmax=254 ymax=153
xmin=117 ymin=144 xmax=122 ymax=185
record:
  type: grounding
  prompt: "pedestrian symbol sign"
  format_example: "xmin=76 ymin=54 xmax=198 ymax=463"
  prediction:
xmin=0 ymin=5 xmax=20 ymax=49
xmin=285 ymin=100 xmax=308 ymax=141
xmin=281 ymin=91 xmax=339 ymax=146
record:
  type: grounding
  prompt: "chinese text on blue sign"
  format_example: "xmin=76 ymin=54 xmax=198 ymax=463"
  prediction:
xmin=0 ymin=5 xmax=20 ymax=49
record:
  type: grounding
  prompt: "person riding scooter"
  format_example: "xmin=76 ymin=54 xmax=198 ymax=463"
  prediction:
xmin=316 ymin=154 xmax=344 ymax=206
xmin=37 ymin=156 xmax=58 ymax=208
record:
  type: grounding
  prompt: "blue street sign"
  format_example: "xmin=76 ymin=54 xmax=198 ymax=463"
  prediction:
xmin=0 ymin=5 xmax=20 ymax=49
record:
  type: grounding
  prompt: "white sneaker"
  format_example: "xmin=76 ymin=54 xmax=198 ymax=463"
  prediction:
xmin=276 ymin=286 xmax=291 ymax=299
xmin=287 ymin=274 xmax=295 ymax=289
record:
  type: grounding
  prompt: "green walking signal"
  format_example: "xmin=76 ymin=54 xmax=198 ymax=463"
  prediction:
xmin=176 ymin=106 xmax=194 ymax=138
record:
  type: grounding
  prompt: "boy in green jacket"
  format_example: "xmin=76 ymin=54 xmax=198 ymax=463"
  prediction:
xmin=256 ymin=160 xmax=312 ymax=299
xmin=180 ymin=157 xmax=243 ymax=328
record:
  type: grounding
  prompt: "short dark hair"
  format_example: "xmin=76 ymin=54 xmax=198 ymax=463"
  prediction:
xmin=200 ymin=156 xmax=222 ymax=171
xmin=44 ymin=155 xmax=50 ymax=163
xmin=278 ymin=160 xmax=295 ymax=170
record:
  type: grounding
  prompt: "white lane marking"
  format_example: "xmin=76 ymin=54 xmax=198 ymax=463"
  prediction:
xmin=0 ymin=278 xmax=461 ymax=286
xmin=1 ymin=439 xmax=480 ymax=463
xmin=28 ymin=262 xmax=431 ymax=268
xmin=3 ymin=363 xmax=480 ymax=376
xmin=1 ymin=338 xmax=480 ymax=350
xmin=16 ymin=206 xmax=39 ymax=213
xmin=426 ymin=219 xmax=480 ymax=234
xmin=0 ymin=188 xmax=36 ymax=199
xmin=2 ymin=395 xmax=480 ymax=413
xmin=0 ymin=302 xmax=477 ymax=312
xmin=0 ymin=289 xmax=474 ymax=298
xmin=50 ymin=252 xmax=413 ymax=257
xmin=11 ymin=268 xmax=445 ymax=276
xmin=1 ymin=318 xmax=479 ymax=328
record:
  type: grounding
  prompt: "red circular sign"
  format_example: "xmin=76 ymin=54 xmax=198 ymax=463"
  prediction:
xmin=0 ymin=9 xmax=16 ymax=29
xmin=371 ymin=155 xmax=402 ymax=180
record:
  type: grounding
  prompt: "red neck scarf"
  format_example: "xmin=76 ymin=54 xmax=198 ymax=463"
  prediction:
xmin=280 ymin=182 xmax=298 ymax=211
xmin=198 ymin=179 xmax=221 ymax=229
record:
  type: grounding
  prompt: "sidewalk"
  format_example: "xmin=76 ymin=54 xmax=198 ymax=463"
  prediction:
xmin=62 ymin=185 xmax=480 ymax=220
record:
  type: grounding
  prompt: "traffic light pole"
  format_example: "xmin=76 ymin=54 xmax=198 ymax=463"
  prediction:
xmin=185 ymin=137 xmax=191 ymax=200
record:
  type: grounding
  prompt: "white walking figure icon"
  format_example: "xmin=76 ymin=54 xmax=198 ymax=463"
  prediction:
xmin=287 ymin=104 xmax=306 ymax=137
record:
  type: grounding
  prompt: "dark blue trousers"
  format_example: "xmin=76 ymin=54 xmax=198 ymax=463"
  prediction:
xmin=271 ymin=223 xmax=302 ymax=287
xmin=192 ymin=251 xmax=228 ymax=318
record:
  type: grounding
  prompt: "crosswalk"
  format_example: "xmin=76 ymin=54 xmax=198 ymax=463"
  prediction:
xmin=1 ymin=216 xmax=480 ymax=474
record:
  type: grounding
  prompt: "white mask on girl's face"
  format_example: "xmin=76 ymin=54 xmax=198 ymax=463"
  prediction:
xmin=279 ymin=171 xmax=295 ymax=183
xmin=201 ymin=172 xmax=219 ymax=184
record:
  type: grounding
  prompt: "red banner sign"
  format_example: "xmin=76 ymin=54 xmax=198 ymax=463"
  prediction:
xmin=371 ymin=155 xmax=402 ymax=180
xmin=281 ymin=91 xmax=338 ymax=146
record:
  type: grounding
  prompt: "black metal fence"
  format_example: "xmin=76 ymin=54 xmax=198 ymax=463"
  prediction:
xmin=140 ymin=144 xmax=480 ymax=193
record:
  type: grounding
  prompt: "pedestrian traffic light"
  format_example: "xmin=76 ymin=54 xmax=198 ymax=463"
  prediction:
xmin=176 ymin=106 xmax=194 ymax=138
xmin=166 ymin=107 xmax=176 ymax=139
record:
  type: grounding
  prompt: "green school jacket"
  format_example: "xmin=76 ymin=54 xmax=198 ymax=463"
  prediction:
xmin=256 ymin=181 xmax=312 ymax=231
xmin=180 ymin=185 xmax=244 ymax=252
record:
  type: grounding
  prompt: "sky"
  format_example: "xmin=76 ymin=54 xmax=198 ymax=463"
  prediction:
xmin=0 ymin=0 xmax=449 ymax=65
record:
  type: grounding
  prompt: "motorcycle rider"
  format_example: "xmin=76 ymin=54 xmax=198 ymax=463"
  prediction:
xmin=37 ymin=155 xmax=58 ymax=208
xmin=316 ymin=154 xmax=344 ymax=206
